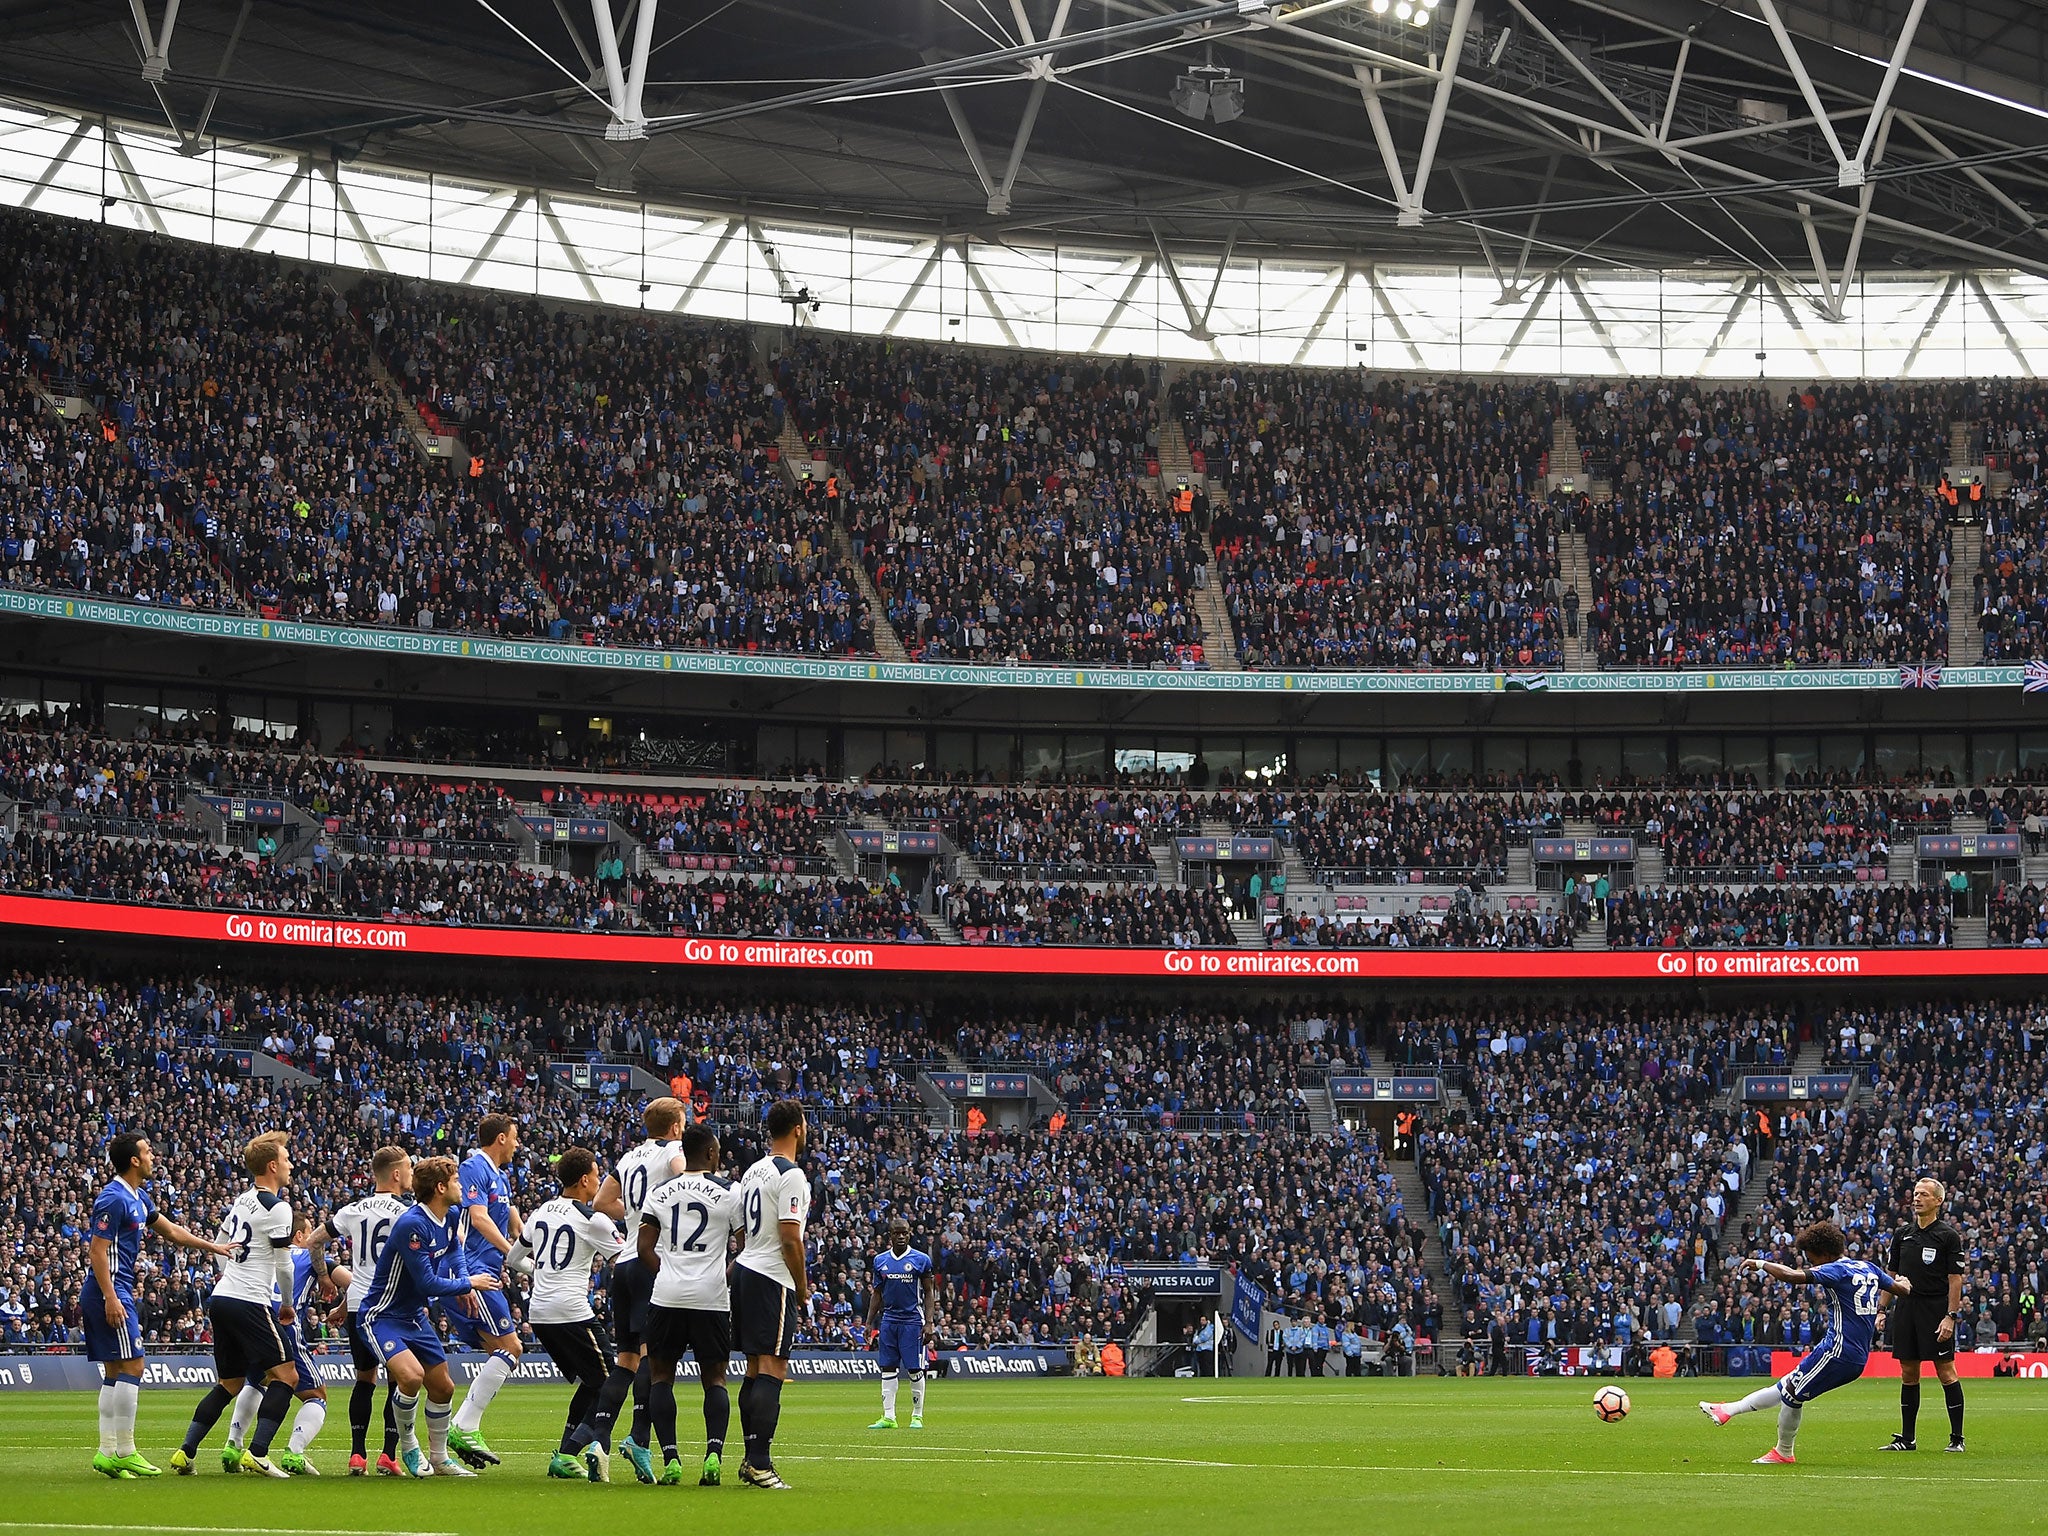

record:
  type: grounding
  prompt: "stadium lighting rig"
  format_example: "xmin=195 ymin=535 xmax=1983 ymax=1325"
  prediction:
xmin=1366 ymin=0 xmax=1441 ymax=24
xmin=1172 ymin=45 xmax=1245 ymax=124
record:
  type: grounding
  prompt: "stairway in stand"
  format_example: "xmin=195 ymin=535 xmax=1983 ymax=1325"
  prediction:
xmin=1558 ymin=529 xmax=1593 ymax=671
xmin=1948 ymin=520 xmax=1983 ymax=666
xmin=1390 ymin=1158 xmax=1461 ymax=1342
xmin=1228 ymin=916 xmax=1267 ymax=948
xmin=923 ymin=914 xmax=964 ymax=945
xmin=1158 ymin=417 xmax=1240 ymax=670
xmin=1546 ymin=418 xmax=1584 ymax=490
xmin=351 ymin=319 xmax=559 ymax=625
xmin=761 ymin=406 xmax=911 ymax=663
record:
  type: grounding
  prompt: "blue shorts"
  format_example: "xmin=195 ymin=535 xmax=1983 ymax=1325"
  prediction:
xmin=1779 ymin=1343 xmax=1869 ymax=1405
xmin=365 ymin=1309 xmax=446 ymax=1370
xmin=80 ymin=1280 xmax=144 ymax=1365
xmin=442 ymin=1282 xmax=515 ymax=1347
xmin=280 ymin=1323 xmax=322 ymax=1395
xmin=876 ymin=1317 xmax=924 ymax=1374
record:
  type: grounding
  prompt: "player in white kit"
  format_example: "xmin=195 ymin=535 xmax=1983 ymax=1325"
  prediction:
xmin=504 ymin=1147 xmax=625 ymax=1482
xmin=638 ymin=1123 xmax=745 ymax=1487
xmin=730 ymin=1100 xmax=811 ymax=1490
xmin=587 ymin=1097 xmax=689 ymax=1482
xmin=310 ymin=1144 xmax=413 ymax=1475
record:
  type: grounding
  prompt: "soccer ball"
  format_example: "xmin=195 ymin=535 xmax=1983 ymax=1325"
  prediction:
xmin=1593 ymin=1386 xmax=1631 ymax=1422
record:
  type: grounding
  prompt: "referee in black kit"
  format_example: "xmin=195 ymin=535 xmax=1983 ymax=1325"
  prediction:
xmin=1879 ymin=1177 xmax=1967 ymax=1453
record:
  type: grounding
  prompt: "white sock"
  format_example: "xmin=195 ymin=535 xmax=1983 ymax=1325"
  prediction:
xmin=1777 ymin=1400 xmax=1803 ymax=1457
xmin=111 ymin=1377 xmax=140 ymax=1456
xmin=228 ymin=1383 xmax=263 ymax=1448
xmin=1727 ymin=1384 xmax=1783 ymax=1417
xmin=425 ymin=1399 xmax=453 ymax=1465
xmin=393 ymin=1390 xmax=419 ymax=1451
xmin=97 ymin=1383 xmax=118 ymax=1456
xmin=453 ymin=1351 xmax=515 ymax=1434
xmin=289 ymin=1399 xmax=327 ymax=1455
xmin=910 ymin=1371 xmax=926 ymax=1418
xmin=880 ymin=1372 xmax=898 ymax=1419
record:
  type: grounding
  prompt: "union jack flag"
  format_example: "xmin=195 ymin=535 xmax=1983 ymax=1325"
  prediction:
xmin=2025 ymin=659 xmax=2048 ymax=694
xmin=1899 ymin=664 xmax=1943 ymax=689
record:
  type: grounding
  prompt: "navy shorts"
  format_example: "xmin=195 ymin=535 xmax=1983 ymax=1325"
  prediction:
xmin=280 ymin=1323 xmax=322 ymax=1394
xmin=610 ymin=1258 xmax=654 ymax=1355
xmin=1779 ymin=1343 xmax=1868 ymax=1405
xmin=366 ymin=1309 xmax=446 ymax=1370
xmin=876 ymin=1317 xmax=923 ymax=1373
xmin=80 ymin=1280 xmax=144 ymax=1365
xmin=442 ymin=1283 xmax=515 ymax=1347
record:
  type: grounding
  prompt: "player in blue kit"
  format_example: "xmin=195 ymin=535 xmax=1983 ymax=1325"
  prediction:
xmin=446 ymin=1114 xmax=523 ymax=1468
xmin=80 ymin=1132 xmax=234 ymax=1479
xmin=1700 ymin=1220 xmax=1912 ymax=1464
xmin=359 ymin=1155 xmax=502 ymax=1478
xmin=866 ymin=1217 xmax=937 ymax=1431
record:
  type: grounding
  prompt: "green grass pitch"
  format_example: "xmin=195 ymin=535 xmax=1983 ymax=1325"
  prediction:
xmin=5 ymin=1378 xmax=2046 ymax=1534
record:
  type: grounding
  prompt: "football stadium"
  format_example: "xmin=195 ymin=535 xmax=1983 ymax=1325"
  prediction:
xmin=2 ymin=0 xmax=2048 ymax=1531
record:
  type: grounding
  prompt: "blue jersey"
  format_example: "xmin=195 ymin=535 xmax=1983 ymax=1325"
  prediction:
xmin=1808 ymin=1258 xmax=1889 ymax=1362
xmin=279 ymin=1247 xmax=316 ymax=1316
xmin=88 ymin=1177 xmax=157 ymax=1293
xmin=361 ymin=1204 xmax=473 ymax=1322
xmin=873 ymin=1247 xmax=932 ymax=1321
xmin=458 ymin=1150 xmax=512 ymax=1276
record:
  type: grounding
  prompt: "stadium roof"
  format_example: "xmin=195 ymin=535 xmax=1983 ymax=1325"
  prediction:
xmin=4 ymin=0 xmax=2048 ymax=302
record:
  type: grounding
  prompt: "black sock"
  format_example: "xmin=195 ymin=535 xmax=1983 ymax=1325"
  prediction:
xmin=349 ymin=1380 xmax=374 ymax=1458
xmin=559 ymin=1376 xmax=599 ymax=1455
xmin=650 ymin=1379 xmax=678 ymax=1461
xmin=1901 ymin=1381 xmax=1921 ymax=1441
xmin=181 ymin=1384 xmax=234 ymax=1456
xmin=569 ymin=1363 xmax=636 ymax=1451
xmin=629 ymin=1357 xmax=652 ymax=1445
xmin=704 ymin=1382 xmax=729 ymax=1455
xmin=737 ymin=1376 xmax=760 ymax=1462
xmin=746 ymin=1376 xmax=783 ymax=1469
xmin=249 ymin=1379 xmax=294 ymax=1457
xmin=382 ymin=1387 xmax=399 ymax=1458
xmin=1944 ymin=1379 xmax=1965 ymax=1441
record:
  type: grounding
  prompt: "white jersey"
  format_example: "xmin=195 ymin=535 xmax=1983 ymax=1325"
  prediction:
xmin=643 ymin=1172 xmax=744 ymax=1310
xmin=508 ymin=1197 xmax=625 ymax=1324
xmin=734 ymin=1153 xmax=810 ymax=1289
xmin=212 ymin=1187 xmax=296 ymax=1306
xmin=330 ymin=1191 xmax=411 ymax=1311
xmin=615 ymin=1138 xmax=686 ymax=1235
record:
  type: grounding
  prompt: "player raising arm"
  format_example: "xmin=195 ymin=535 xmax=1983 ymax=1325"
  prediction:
xmin=359 ymin=1155 xmax=502 ymax=1479
xmin=81 ymin=1132 xmax=235 ymax=1479
xmin=504 ymin=1147 xmax=625 ymax=1483
xmin=1700 ymin=1220 xmax=1911 ymax=1464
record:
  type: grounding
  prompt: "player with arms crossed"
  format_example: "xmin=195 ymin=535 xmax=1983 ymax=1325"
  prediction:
xmin=589 ymin=1096 xmax=689 ymax=1482
xmin=80 ymin=1131 xmax=234 ymax=1479
xmin=638 ymin=1123 xmax=744 ymax=1487
xmin=1700 ymin=1220 xmax=1911 ymax=1463
xmin=867 ymin=1217 xmax=937 ymax=1430
xmin=171 ymin=1132 xmax=304 ymax=1479
xmin=1880 ymin=1176 xmax=1968 ymax=1453
xmin=731 ymin=1099 xmax=812 ymax=1490
xmin=503 ymin=1146 xmax=625 ymax=1483
xmin=306 ymin=1144 xmax=412 ymax=1476
xmin=446 ymin=1114 xmax=524 ymax=1468
xmin=359 ymin=1155 xmax=503 ymax=1478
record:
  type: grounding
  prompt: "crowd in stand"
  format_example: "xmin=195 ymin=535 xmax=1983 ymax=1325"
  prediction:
xmin=14 ymin=201 xmax=2048 ymax=675
xmin=1416 ymin=1003 xmax=1747 ymax=1349
xmin=781 ymin=339 xmax=1207 ymax=666
xmin=1702 ymin=1001 xmax=2047 ymax=1351
xmin=1177 ymin=372 xmax=1561 ymax=670
xmin=1267 ymin=905 xmax=1567 ymax=950
xmin=941 ymin=879 xmax=1236 ymax=948
xmin=1603 ymin=884 xmax=1952 ymax=948
xmin=359 ymin=279 xmax=875 ymax=655
xmin=1573 ymin=380 xmax=1953 ymax=668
